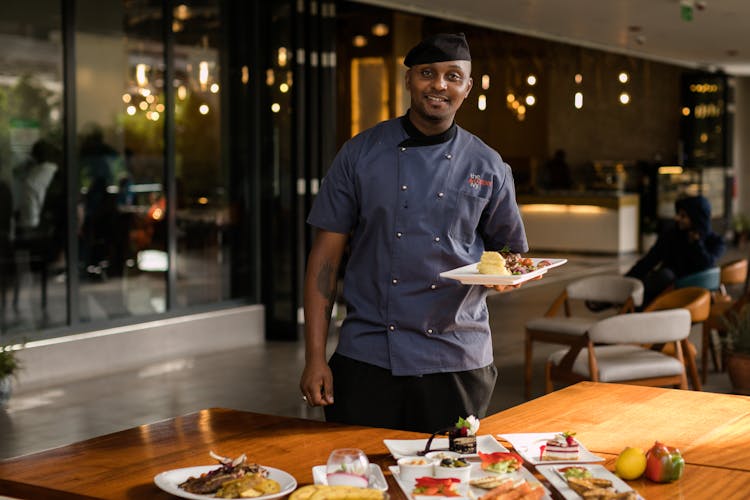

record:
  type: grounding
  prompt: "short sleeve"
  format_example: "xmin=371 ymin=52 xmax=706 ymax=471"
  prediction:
xmin=307 ymin=143 xmax=358 ymax=234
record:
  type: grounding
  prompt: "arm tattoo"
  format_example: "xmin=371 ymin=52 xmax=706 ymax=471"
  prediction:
xmin=316 ymin=260 xmax=338 ymax=320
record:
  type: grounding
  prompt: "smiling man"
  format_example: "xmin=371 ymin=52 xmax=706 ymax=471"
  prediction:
xmin=300 ymin=33 xmax=529 ymax=432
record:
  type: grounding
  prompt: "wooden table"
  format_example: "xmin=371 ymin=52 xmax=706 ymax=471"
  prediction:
xmin=1 ymin=382 xmax=749 ymax=499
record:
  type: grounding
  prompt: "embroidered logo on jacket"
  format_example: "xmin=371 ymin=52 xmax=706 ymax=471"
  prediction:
xmin=468 ymin=173 xmax=492 ymax=189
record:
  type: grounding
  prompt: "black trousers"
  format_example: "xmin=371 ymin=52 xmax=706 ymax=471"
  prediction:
xmin=324 ymin=353 xmax=498 ymax=433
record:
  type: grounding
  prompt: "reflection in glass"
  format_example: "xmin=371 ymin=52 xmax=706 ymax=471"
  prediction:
xmin=0 ymin=2 xmax=65 ymax=336
xmin=76 ymin=0 xmax=166 ymax=322
xmin=173 ymin=0 xmax=232 ymax=307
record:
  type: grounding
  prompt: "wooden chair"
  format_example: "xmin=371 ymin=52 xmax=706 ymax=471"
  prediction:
xmin=545 ymin=309 xmax=692 ymax=393
xmin=643 ymin=287 xmax=711 ymax=390
xmin=524 ymin=275 xmax=644 ymax=399
xmin=702 ymin=259 xmax=750 ymax=379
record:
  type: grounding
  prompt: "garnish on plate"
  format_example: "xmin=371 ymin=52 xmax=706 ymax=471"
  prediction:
xmin=412 ymin=476 xmax=461 ymax=497
xmin=477 ymin=478 xmax=545 ymax=500
xmin=477 ymin=451 xmax=523 ymax=474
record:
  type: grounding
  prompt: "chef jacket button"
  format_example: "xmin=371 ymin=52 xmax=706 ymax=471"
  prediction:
xmin=396 ymin=232 xmax=402 ymax=238
xmin=427 ymin=328 xmax=434 ymax=334
xmin=430 ymin=284 xmax=437 ymax=290
xmin=389 ymin=325 xmax=395 ymax=331
xmin=392 ymin=278 xmax=398 ymax=285
xmin=401 ymin=185 xmax=407 ymax=191
xmin=400 ymin=147 xmax=406 ymax=152
xmin=437 ymin=192 xmax=444 ymax=198
xmin=445 ymin=153 xmax=452 ymax=159
xmin=434 ymin=236 xmax=440 ymax=242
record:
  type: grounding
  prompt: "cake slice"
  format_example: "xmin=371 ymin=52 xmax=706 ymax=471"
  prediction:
xmin=542 ymin=432 xmax=579 ymax=461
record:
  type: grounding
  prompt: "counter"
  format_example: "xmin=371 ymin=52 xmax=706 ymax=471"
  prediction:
xmin=518 ymin=192 xmax=639 ymax=254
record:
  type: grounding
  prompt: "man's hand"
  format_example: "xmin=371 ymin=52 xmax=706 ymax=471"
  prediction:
xmin=485 ymin=274 xmax=543 ymax=292
xmin=300 ymin=358 xmax=334 ymax=406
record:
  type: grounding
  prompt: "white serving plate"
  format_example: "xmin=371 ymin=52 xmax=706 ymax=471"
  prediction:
xmin=153 ymin=465 xmax=297 ymax=500
xmin=536 ymin=464 xmax=643 ymax=500
xmin=384 ymin=434 xmax=506 ymax=460
xmin=388 ymin=462 xmax=551 ymax=500
xmin=312 ymin=463 xmax=388 ymax=491
xmin=440 ymin=258 xmax=567 ymax=286
xmin=497 ymin=433 xmax=604 ymax=465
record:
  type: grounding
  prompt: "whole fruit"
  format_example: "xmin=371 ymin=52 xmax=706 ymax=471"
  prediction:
xmin=645 ymin=441 xmax=685 ymax=483
xmin=615 ymin=447 xmax=647 ymax=480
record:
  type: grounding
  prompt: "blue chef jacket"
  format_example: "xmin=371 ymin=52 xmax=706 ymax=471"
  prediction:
xmin=307 ymin=114 xmax=528 ymax=376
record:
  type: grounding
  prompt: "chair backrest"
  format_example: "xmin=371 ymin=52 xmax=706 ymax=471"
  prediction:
xmin=674 ymin=267 xmax=721 ymax=291
xmin=721 ymin=259 xmax=748 ymax=285
xmin=566 ymin=275 xmax=644 ymax=307
xmin=644 ymin=286 xmax=711 ymax=323
xmin=588 ymin=309 xmax=691 ymax=344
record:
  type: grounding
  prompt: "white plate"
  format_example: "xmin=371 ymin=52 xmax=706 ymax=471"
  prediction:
xmin=536 ymin=464 xmax=643 ymax=500
xmin=153 ymin=465 xmax=297 ymax=500
xmin=384 ymin=434 xmax=507 ymax=460
xmin=440 ymin=258 xmax=567 ymax=286
xmin=312 ymin=464 xmax=388 ymax=491
xmin=498 ymin=433 xmax=604 ymax=465
xmin=388 ymin=463 xmax=552 ymax=500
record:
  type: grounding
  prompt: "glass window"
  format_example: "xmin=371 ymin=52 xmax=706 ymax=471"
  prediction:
xmin=76 ymin=0 xmax=166 ymax=321
xmin=0 ymin=1 xmax=65 ymax=335
xmin=172 ymin=0 xmax=231 ymax=307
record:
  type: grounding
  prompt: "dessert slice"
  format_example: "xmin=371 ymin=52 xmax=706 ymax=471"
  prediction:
xmin=542 ymin=432 xmax=579 ymax=461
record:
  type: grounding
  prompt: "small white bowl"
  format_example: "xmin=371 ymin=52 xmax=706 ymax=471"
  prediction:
xmin=397 ymin=456 xmax=435 ymax=483
xmin=425 ymin=451 xmax=461 ymax=462
xmin=433 ymin=457 xmax=472 ymax=483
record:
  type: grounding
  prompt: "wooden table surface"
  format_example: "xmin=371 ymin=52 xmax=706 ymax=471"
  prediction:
xmin=1 ymin=382 xmax=749 ymax=499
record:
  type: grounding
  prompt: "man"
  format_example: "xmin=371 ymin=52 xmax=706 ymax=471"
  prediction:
xmin=626 ymin=194 xmax=725 ymax=306
xmin=299 ymin=33 xmax=528 ymax=432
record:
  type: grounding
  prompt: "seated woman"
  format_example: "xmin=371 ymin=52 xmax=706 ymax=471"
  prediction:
xmin=625 ymin=195 xmax=726 ymax=307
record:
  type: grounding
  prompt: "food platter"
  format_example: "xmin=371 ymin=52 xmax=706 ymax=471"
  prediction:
xmin=536 ymin=464 xmax=643 ymax=500
xmin=384 ymin=434 xmax=507 ymax=460
xmin=153 ymin=465 xmax=297 ymax=500
xmin=440 ymin=258 xmax=567 ymax=286
xmin=388 ymin=463 xmax=551 ymax=500
xmin=497 ymin=433 xmax=604 ymax=465
xmin=312 ymin=464 xmax=389 ymax=491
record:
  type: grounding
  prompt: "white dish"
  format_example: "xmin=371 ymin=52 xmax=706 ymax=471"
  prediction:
xmin=312 ymin=463 xmax=388 ymax=491
xmin=536 ymin=464 xmax=643 ymax=500
xmin=384 ymin=434 xmax=507 ymax=460
xmin=440 ymin=258 xmax=567 ymax=286
xmin=389 ymin=464 xmax=552 ymax=500
xmin=153 ymin=465 xmax=297 ymax=500
xmin=498 ymin=433 xmax=604 ymax=465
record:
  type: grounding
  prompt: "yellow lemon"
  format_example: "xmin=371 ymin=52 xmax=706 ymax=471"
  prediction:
xmin=614 ymin=447 xmax=647 ymax=480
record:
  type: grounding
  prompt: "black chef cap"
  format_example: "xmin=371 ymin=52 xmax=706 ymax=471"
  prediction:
xmin=404 ymin=33 xmax=471 ymax=67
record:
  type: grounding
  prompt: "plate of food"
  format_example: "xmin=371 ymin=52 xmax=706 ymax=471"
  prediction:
xmin=384 ymin=434 xmax=508 ymax=460
xmin=153 ymin=452 xmax=297 ymax=499
xmin=440 ymin=253 xmax=567 ymax=286
xmin=536 ymin=464 xmax=642 ymax=500
xmin=497 ymin=433 xmax=604 ymax=465
xmin=389 ymin=457 xmax=551 ymax=500
xmin=312 ymin=463 xmax=388 ymax=491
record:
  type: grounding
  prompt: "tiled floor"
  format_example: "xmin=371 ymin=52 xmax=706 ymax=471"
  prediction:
xmin=0 ymin=250 xmax=744 ymax=460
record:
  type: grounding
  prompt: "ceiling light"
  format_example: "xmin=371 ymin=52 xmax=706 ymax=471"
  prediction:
xmin=478 ymin=94 xmax=487 ymax=111
xmin=526 ymin=74 xmax=537 ymax=86
xmin=574 ymin=73 xmax=583 ymax=84
xmin=481 ymin=74 xmax=490 ymax=90
xmin=618 ymin=72 xmax=629 ymax=83
xmin=574 ymin=92 xmax=583 ymax=109
xmin=525 ymin=94 xmax=536 ymax=106
xmin=371 ymin=23 xmax=389 ymax=37
xmin=353 ymin=35 xmax=368 ymax=48
xmin=619 ymin=92 xmax=631 ymax=104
